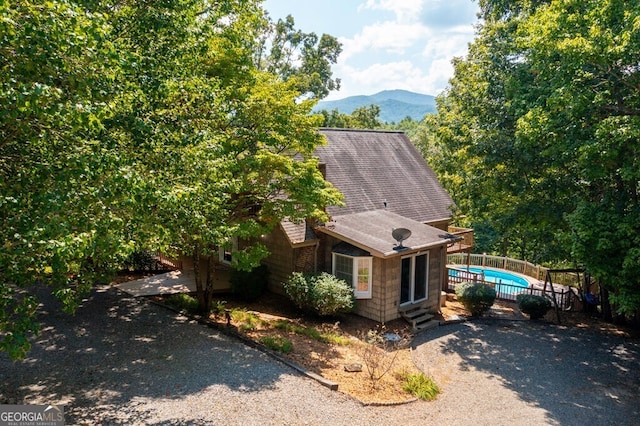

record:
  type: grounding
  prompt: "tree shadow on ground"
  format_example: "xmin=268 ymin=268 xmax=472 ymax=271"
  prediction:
xmin=0 ymin=285 xmax=302 ymax=424
xmin=412 ymin=318 xmax=640 ymax=425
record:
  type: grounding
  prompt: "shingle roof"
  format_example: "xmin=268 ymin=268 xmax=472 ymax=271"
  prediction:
xmin=317 ymin=128 xmax=454 ymax=223
xmin=280 ymin=219 xmax=318 ymax=246
xmin=318 ymin=209 xmax=455 ymax=258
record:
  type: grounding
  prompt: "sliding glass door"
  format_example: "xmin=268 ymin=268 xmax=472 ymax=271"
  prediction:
xmin=400 ymin=253 xmax=429 ymax=305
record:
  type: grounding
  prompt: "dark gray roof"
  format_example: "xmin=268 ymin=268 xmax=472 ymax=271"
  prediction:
xmin=317 ymin=128 xmax=454 ymax=223
xmin=318 ymin=209 xmax=453 ymax=258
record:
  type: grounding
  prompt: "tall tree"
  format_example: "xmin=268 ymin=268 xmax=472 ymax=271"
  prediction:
xmin=255 ymin=14 xmax=342 ymax=99
xmin=426 ymin=0 xmax=572 ymax=262
xmin=518 ymin=0 xmax=640 ymax=318
xmin=0 ymin=0 xmax=133 ymax=359
xmin=429 ymin=0 xmax=640 ymax=319
xmin=0 ymin=0 xmax=342 ymax=359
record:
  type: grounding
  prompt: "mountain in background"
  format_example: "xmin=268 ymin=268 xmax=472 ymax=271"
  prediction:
xmin=313 ymin=89 xmax=437 ymax=123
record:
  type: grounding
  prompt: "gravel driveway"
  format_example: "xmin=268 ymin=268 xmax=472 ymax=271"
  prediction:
xmin=2 ymin=286 xmax=639 ymax=425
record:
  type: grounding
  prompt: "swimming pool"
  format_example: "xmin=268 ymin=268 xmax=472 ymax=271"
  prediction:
xmin=449 ymin=267 xmax=530 ymax=294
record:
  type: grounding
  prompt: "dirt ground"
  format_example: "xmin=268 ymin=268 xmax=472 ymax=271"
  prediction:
xmin=164 ymin=290 xmax=637 ymax=405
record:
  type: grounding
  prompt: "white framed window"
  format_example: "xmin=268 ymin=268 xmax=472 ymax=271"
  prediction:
xmin=332 ymin=253 xmax=372 ymax=299
xmin=219 ymin=237 xmax=238 ymax=265
xmin=400 ymin=252 xmax=429 ymax=305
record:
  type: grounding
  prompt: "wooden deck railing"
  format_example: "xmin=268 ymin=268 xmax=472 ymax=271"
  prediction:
xmin=155 ymin=252 xmax=183 ymax=270
xmin=447 ymin=226 xmax=474 ymax=254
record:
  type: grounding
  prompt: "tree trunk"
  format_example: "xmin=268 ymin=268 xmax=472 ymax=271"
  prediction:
xmin=193 ymin=249 xmax=215 ymax=315
xmin=600 ymin=286 xmax=612 ymax=322
xmin=192 ymin=248 xmax=206 ymax=313
xmin=204 ymin=255 xmax=215 ymax=315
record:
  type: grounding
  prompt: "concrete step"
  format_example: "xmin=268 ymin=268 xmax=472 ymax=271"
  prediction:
xmin=400 ymin=308 xmax=436 ymax=331
xmin=410 ymin=313 xmax=434 ymax=325
xmin=414 ymin=320 xmax=439 ymax=332
xmin=402 ymin=308 xmax=430 ymax=320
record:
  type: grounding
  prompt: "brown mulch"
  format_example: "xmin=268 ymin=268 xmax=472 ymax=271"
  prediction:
xmin=214 ymin=292 xmax=419 ymax=405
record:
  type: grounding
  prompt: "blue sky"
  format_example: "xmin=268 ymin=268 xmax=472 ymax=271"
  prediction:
xmin=262 ymin=0 xmax=480 ymax=100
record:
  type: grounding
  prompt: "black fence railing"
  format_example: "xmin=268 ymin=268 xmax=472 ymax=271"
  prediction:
xmin=446 ymin=267 xmax=578 ymax=310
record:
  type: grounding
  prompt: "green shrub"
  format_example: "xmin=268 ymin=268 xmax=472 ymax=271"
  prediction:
xmin=230 ymin=264 xmax=269 ymax=301
xmin=166 ymin=293 xmax=199 ymax=314
xmin=401 ymin=372 xmax=440 ymax=401
xmin=455 ymin=282 xmax=496 ymax=316
xmin=230 ymin=309 xmax=264 ymax=331
xmin=259 ymin=336 xmax=293 ymax=353
xmin=283 ymin=272 xmax=354 ymax=316
xmin=272 ymin=319 xmax=351 ymax=345
xmin=517 ymin=294 xmax=552 ymax=320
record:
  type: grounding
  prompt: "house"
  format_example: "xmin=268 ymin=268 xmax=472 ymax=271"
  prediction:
xmin=260 ymin=128 xmax=472 ymax=324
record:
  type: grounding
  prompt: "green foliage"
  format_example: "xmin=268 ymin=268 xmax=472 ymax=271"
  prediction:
xmin=1 ymin=0 xmax=135 ymax=359
xmin=272 ymin=319 xmax=351 ymax=345
xmin=212 ymin=300 xmax=228 ymax=317
xmin=166 ymin=294 xmax=200 ymax=315
xmin=283 ymin=272 xmax=354 ymax=316
xmin=400 ymin=372 xmax=440 ymax=401
xmin=318 ymin=104 xmax=382 ymax=129
xmin=1 ymin=0 xmax=344 ymax=359
xmin=255 ymin=14 xmax=342 ymax=99
xmin=425 ymin=0 xmax=640 ymax=318
xmin=516 ymin=294 xmax=551 ymax=320
xmin=122 ymin=251 xmax=156 ymax=272
xmin=230 ymin=264 xmax=269 ymax=301
xmin=259 ymin=336 xmax=293 ymax=354
xmin=0 ymin=288 xmax=39 ymax=360
xmin=230 ymin=309 xmax=265 ymax=331
xmin=455 ymin=282 xmax=496 ymax=316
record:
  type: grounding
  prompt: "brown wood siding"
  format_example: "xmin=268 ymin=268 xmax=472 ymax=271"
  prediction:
xmin=261 ymin=227 xmax=296 ymax=295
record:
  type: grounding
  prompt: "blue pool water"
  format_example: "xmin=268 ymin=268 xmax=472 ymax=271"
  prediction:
xmin=450 ymin=267 xmax=529 ymax=294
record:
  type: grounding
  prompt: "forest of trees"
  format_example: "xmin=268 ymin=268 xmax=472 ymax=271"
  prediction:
xmin=2 ymin=0 xmax=639 ymax=359
xmin=419 ymin=0 xmax=640 ymax=322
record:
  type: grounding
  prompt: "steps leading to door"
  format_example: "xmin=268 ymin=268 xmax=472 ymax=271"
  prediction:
xmin=400 ymin=307 xmax=438 ymax=332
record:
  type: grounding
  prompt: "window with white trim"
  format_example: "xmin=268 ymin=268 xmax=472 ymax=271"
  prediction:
xmin=332 ymin=253 xmax=372 ymax=299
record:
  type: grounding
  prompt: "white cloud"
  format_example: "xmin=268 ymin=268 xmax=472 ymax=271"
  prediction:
xmin=335 ymin=60 xmax=446 ymax=98
xmin=421 ymin=26 xmax=475 ymax=59
xmin=340 ymin=22 xmax=429 ymax=59
xmin=359 ymin=0 xmax=424 ymax=23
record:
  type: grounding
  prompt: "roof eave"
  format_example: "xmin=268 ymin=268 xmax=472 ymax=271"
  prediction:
xmin=316 ymin=226 xmax=386 ymax=257
xmin=317 ymin=226 xmax=451 ymax=258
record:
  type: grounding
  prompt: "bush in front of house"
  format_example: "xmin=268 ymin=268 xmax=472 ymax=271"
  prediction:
xmin=517 ymin=294 xmax=552 ymax=320
xmin=230 ymin=264 xmax=269 ymax=301
xmin=283 ymin=272 xmax=354 ymax=316
xmin=455 ymin=282 xmax=496 ymax=316
xmin=166 ymin=293 xmax=200 ymax=314
xmin=259 ymin=336 xmax=293 ymax=353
